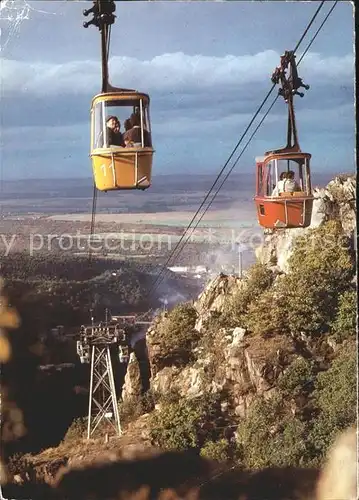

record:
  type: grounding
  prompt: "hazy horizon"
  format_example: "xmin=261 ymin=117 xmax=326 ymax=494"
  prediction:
xmin=0 ymin=168 xmax=353 ymax=184
xmin=0 ymin=171 xmax=351 ymax=218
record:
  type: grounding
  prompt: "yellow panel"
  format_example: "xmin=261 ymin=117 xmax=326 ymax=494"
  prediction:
xmin=92 ymin=150 xmax=153 ymax=191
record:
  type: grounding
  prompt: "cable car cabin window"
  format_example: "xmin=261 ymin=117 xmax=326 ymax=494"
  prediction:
xmin=269 ymin=157 xmax=311 ymax=197
xmin=92 ymin=99 xmax=152 ymax=150
xmin=257 ymin=164 xmax=264 ymax=195
xmin=93 ymin=103 xmax=104 ymax=149
xmin=263 ymin=160 xmax=277 ymax=196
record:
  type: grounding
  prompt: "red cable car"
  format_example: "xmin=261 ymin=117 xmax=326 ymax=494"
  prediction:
xmin=254 ymin=51 xmax=314 ymax=229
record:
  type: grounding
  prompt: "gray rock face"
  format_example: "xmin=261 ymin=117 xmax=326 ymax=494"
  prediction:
xmin=147 ymin=293 xmax=295 ymax=418
xmin=131 ymin=175 xmax=355 ymax=430
xmin=194 ymin=274 xmax=244 ymax=332
xmin=122 ymin=353 xmax=142 ymax=402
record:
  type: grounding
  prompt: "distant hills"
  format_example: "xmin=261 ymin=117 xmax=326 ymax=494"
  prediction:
xmin=0 ymin=171 xmax=350 ymax=215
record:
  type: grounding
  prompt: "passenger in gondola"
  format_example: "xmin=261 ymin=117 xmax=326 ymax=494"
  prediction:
xmin=106 ymin=116 xmax=125 ymax=147
xmin=124 ymin=118 xmax=132 ymax=133
xmin=123 ymin=118 xmax=133 ymax=147
xmin=287 ymin=170 xmax=301 ymax=191
xmin=124 ymin=113 xmax=151 ymax=148
xmin=272 ymin=172 xmax=287 ymax=196
xmin=272 ymin=170 xmax=301 ymax=196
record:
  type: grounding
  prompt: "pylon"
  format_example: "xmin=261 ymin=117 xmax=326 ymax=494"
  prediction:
xmin=87 ymin=344 xmax=121 ymax=439
xmin=76 ymin=313 xmax=152 ymax=439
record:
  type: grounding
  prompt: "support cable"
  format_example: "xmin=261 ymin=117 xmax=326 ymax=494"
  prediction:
xmin=89 ymin=4 xmax=113 ymax=262
xmin=149 ymin=1 xmax=337 ymax=295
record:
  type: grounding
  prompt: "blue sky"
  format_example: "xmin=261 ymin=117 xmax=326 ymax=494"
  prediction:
xmin=0 ymin=0 xmax=355 ymax=180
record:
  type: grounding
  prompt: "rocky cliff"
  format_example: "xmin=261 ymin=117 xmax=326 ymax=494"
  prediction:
xmin=2 ymin=174 xmax=357 ymax=487
xmin=123 ymin=175 xmax=356 ymax=401
xmin=120 ymin=173 xmax=356 ymax=469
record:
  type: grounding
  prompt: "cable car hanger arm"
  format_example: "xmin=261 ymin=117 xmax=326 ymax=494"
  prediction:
xmin=84 ymin=1 xmax=139 ymax=94
xmin=268 ymin=50 xmax=310 ymax=154
xmin=83 ymin=0 xmax=117 ymax=93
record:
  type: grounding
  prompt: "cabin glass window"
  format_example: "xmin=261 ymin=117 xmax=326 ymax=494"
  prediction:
xmin=276 ymin=158 xmax=310 ymax=194
xmin=264 ymin=160 xmax=276 ymax=196
xmin=257 ymin=164 xmax=264 ymax=196
xmin=92 ymin=99 xmax=152 ymax=149
xmin=93 ymin=102 xmax=105 ymax=149
xmin=144 ymin=106 xmax=152 ymax=134
xmin=304 ymin=158 xmax=311 ymax=193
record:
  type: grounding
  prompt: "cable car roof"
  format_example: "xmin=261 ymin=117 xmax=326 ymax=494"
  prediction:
xmin=262 ymin=151 xmax=312 ymax=161
xmin=91 ymin=88 xmax=150 ymax=107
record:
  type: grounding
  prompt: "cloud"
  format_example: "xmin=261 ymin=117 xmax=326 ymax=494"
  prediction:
xmin=1 ymin=102 xmax=352 ymax=157
xmin=297 ymin=51 xmax=354 ymax=82
xmin=0 ymin=52 xmax=354 ymax=136
xmin=1 ymin=50 xmax=354 ymax=98
xmin=0 ymin=49 xmax=355 ymax=178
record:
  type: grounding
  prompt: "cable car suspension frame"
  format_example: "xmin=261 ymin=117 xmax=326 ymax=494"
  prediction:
xmin=83 ymin=0 xmax=116 ymax=261
xmin=82 ymin=1 xmax=154 ymax=261
xmin=83 ymin=0 xmax=154 ymax=194
xmin=83 ymin=0 xmax=115 ymax=93
xmin=268 ymin=50 xmax=310 ymax=154
xmin=254 ymin=51 xmax=314 ymax=230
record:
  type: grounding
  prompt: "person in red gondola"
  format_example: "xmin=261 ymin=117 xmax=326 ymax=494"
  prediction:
xmin=272 ymin=172 xmax=287 ymax=196
xmin=287 ymin=170 xmax=301 ymax=191
xmin=272 ymin=171 xmax=300 ymax=196
xmin=106 ymin=116 xmax=125 ymax=147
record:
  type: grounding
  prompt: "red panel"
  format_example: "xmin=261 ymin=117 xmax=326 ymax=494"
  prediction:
xmin=254 ymin=197 xmax=314 ymax=229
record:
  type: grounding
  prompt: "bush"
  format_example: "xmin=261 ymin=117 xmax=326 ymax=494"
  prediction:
xmin=277 ymin=357 xmax=316 ymax=398
xmin=307 ymin=345 xmax=357 ymax=462
xmin=330 ymin=289 xmax=357 ymax=342
xmin=243 ymin=222 xmax=354 ymax=338
xmin=282 ymin=221 xmax=354 ymax=336
xmin=148 ymin=393 xmax=224 ymax=451
xmin=153 ymin=302 xmax=199 ymax=368
xmin=243 ymin=286 xmax=288 ymax=337
xmin=62 ymin=417 xmax=87 ymax=442
xmin=200 ymin=439 xmax=233 ymax=462
xmin=119 ymin=390 xmax=156 ymax=427
xmin=223 ymin=263 xmax=275 ymax=326
xmin=235 ymin=393 xmax=308 ymax=468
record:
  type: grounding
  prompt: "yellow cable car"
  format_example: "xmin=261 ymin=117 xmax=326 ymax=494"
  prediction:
xmin=91 ymin=89 xmax=154 ymax=191
xmin=83 ymin=1 xmax=154 ymax=192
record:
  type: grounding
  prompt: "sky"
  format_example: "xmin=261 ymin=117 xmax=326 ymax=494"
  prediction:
xmin=0 ymin=0 xmax=356 ymax=180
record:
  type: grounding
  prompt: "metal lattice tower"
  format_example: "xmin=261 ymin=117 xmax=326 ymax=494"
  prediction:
xmin=87 ymin=343 xmax=121 ymax=438
xmin=76 ymin=319 xmax=130 ymax=439
xmin=76 ymin=309 xmax=153 ymax=439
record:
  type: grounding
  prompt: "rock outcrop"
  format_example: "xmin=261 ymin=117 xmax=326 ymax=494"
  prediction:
xmin=147 ymin=298 xmax=296 ymax=417
xmin=122 ymin=353 xmax=142 ymax=402
xmin=142 ymin=174 xmax=356 ymax=431
xmin=193 ymin=274 xmax=244 ymax=332
xmin=96 ymin=175 xmax=357 ymax=452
